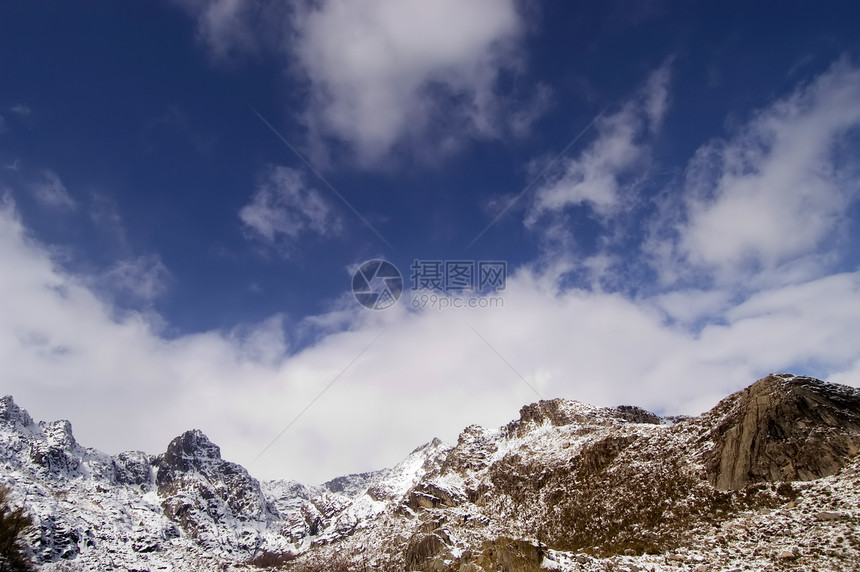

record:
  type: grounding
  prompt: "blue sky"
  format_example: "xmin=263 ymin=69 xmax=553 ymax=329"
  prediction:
xmin=2 ymin=1 xmax=860 ymax=483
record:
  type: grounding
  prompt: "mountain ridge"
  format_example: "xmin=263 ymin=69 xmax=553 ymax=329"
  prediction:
xmin=2 ymin=373 xmax=859 ymax=570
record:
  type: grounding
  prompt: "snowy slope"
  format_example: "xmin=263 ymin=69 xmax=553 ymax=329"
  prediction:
xmin=1 ymin=373 xmax=859 ymax=571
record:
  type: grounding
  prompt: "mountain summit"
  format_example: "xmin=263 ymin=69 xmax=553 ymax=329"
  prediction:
xmin=1 ymin=374 xmax=859 ymax=571
xmin=705 ymin=374 xmax=860 ymax=490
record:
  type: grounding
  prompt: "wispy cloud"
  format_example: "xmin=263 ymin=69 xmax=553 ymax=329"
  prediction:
xmin=31 ymin=170 xmax=76 ymax=210
xmin=175 ymin=0 xmax=545 ymax=165
xmin=89 ymin=193 xmax=127 ymax=245
xmin=100 ymin=255 xmax=172 ymax=302
xmin=650 ymin=58 xmax=860 ymax=286
xmin=523 ymin=58 xmax=860 ymax=293
xmin=5 ymin=56 xmax=860 ymax=487
xmin=9 ymin=104 xmax=31 ymax=117
xmin=171 ymin=0 xmax=271 ymax=62
xmin=239 ymin=165 xmax=341 ymax=252
xmin=527 ymin=64 xmax=671 ymax=225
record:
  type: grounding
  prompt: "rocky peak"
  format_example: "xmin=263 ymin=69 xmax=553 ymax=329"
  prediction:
xmin=3 ymin=374 xmax=860 ymax=571
xmin=518 ymin=398 xmax=585 ymax=426
xmin=148 ymin=429 xmax=270 ymax=554
xmin=505 ymin=398 xmax=615 ymax=437
xmin=323 ymin=471 xmax=382 ymax=498
xmin=411 ymin=437 xmax=444 ymax=455
xmin=706 ymin=373 xmax=860 ymax=490
xmin=456 ymin=424 xmax=491 ymax=446
xmin=155 ymin=429 xmax=220 ymax=477
xmin=612 ymin=405 xmax=661 ymax=424
xmin=39 ymin=419 xmax=78 ymax=451
xmin=0 ymin=395 xmax=35 ymax=429
xmin=168 ymin=429 xmax=221 ymax=460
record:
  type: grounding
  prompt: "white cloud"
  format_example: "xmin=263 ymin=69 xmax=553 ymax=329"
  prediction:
xmin=5 ymin=57 xmax=860 ymax=487
xmin=176 ymin=0 xmax=542 ymax=165
xmin=829 ymin=359 xmax=860 ymax=388
xmin=652 ymin=288 xmax=733 ymax=327
xmin=643 ymin=63 xmax=672 ymax=132
xmin=171 ymin=0 xmax=265 ymax=61
xmin=291 ymin=0 xmax=527 ymax=163
xmin=673 ymin=59 xmax=860 ymax=283
xmin=227 ymin=315 xmax=288 ymax=367
xmin=527 ymin=64 xmax=671 ymax=223
xmin=100 ymin=255 xmax=171 ymax=302
xmin=31 ymin=170 xmax=76 ymax=210
xmin=239 ymin=165 xmax=340 ymax=249
xmin=2 ymin=200 xmax=860 ymax=485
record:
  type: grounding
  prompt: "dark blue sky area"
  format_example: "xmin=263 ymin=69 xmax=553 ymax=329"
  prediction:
xmin=2 ymin=1 xmax=859 ymax=338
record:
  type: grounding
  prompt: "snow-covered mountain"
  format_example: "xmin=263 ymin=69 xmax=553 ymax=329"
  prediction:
xmin=2 ymin=373 xmax=859 ymax=571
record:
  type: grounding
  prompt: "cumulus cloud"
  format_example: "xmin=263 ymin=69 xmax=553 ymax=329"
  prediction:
xmin=31 ymin=170 xmax=76 ymax=210
xmin=667 ymin=59 xmax=860 ymax=283
xmin=292 ymin=0 xmax=528 ymax=163
xmin=239 ymin=165 xmax=340 ymax=250
xmin=528 ymin=64 xmax=671 ymax=224
xmin=3 ymin=199 xmax=860 ymax=484
xmin=176 ymin=0 xmax=543 ymax=164
xmin=5 ymin=57 xmax=860 ymax=486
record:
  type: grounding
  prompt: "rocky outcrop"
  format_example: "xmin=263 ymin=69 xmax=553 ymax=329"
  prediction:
xmin=3 ymin=374 xmax=860 ymax=571
xmin=705 ymin=374 xmax=860 ymax=490
xmin=114 ymin=450 xmax=153 ymax=487
xmin=505 ymin=399 xmax=664 ymax=438
xmin=613 ymin=405 xmax=662 ymax=424
xmin=506 ymin=399 xmax=597 ymax=435
xmin=152 ymin=430 xmax=270 ymax=551
xmin=0 ymin=395 xmax=35 ymax=429
xmin=473 ymin=539 xmax=544 ymax=572
xmin=322 ymin=471 xmax=382 ymax=498
xmin=405 ymin=533 xmax=449 ymax=568
xmin=28 ymin=420 xmax=81 ymax=475
xmin=327 ymin=373 xmax=860 ymax=569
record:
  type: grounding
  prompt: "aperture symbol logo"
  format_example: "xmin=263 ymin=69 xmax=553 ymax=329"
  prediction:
xmin=352 ymin=260 xmax=403 ymax=310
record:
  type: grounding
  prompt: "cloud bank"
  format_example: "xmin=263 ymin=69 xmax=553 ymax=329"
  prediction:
xmin=3 ymin=59 xmax=860 ymax=485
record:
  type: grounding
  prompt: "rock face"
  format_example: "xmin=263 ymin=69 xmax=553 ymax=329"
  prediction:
xmin=152 ymin=430 xmax=271 ymax=552
xmin=705 ymin=374 xmax=860 ymax=490
xmin=0 ymin=394 xmax=34 ymax=428
xmin=1 ymin=373 xmax=860 ymax=571
xmin=288 ymin=375 xmax=860 ymax=571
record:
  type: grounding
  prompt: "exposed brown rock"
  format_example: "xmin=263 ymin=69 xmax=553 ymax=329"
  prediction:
xmin=473 ymin=538 xmax=543 ymax=572
xmin=404 ymin=533 xmax=448 ymax=568
xmin=613 ymin=405 xmax=662 ymax=424
xmin=705 ymin=374 xmax=860 ymax=490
